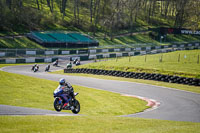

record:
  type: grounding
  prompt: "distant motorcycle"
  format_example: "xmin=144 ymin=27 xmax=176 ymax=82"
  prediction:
xmin=73 ymin=58 xmax=81 ymax=66
xmin=73 ymin=58 xmax=78 ymax=64
xmin=53 ymin=88 xmax=80 ymax=114
xmin=53 ymin=60 xmax=58 ymax=67
xmin=31 ymin=64 xmax=39 ymax=72
xmin=75 ymin=60 xmax=81 ymax=66
xmin=33 ymin=65 xmax=39 ymax=72
xmin=31 ymin=64 xmax=36 ymax=71
xmin=66 ymin=62 xmax=72 ymax=69
xmin=45 ymin=64 xmax=50 ymax=72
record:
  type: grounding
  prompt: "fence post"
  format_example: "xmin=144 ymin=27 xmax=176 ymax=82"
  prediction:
xmin=159 ymin=55 xmax=163 ymax=62
xmin=145 ymin=55 xmax=147 ymax=62
xmin=178 ymin=54 xmax=180 ymax=62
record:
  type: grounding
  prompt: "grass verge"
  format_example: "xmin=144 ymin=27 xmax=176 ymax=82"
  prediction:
xmin=0 ymin=116 xmax=200 ymax=133
xmin=76 ymin=50 xmax=200 ymax=79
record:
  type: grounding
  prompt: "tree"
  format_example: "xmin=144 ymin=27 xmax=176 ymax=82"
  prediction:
xmin=73 ymin=0 xmax=80 ymax=25
xmin=90 ymin=0 xmax=93 ymax=24
xmin=6 ymin=0 xmax=12 ymax=9
xmin=36 ymin=0 xmax=40 ymax=10
xmin=1 ymin=0 xmax=200 ymax=34
xmin=174 ymin=0 xmax=188 ymax=28
xmin=47 ymin=0 xmax=53 ymax=13
xmin=92 ymin=0 xmax=101 ymax=35
xmin=61 ymin=0 xmax=68 ymax=19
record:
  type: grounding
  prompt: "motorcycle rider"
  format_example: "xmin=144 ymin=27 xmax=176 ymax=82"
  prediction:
xmin=45 ymin=64 xmax=50 ymax=72
xmin=53 ymin=59 xmax=58 ymax=66
xmin=32 ymin=64 xmax=37 ymax=71
xmin=56 ymin=78 xmax=74 ymax=109
xmin=33 ymin=64 xmax=39 ymax=72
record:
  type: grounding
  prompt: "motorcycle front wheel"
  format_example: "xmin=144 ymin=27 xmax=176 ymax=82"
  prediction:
xmin=54 ymin=97 xmax=63 ymax=112
xmin=71 ymin=99 xmax=80 ymax=114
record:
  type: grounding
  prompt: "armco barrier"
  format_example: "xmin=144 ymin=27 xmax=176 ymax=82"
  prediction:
xmin=80 ymin=56 xmax=89 ymax=61
xmin=0 ymin=42 xmax=199 ymax=57
xmin=64 ymin=68 xmax=200 ymax=87
xmin=0 ymin=59 xmax=6 ymax=64
xmin=16 ymin=59 xmax=26 ymax=63
xmin=0 ymin=57 xmax=58 ymax=64
xmin=110 ymin=53 xmax=116 ymax=58
xmin=122 ymin=53 xmax=129 ymax=56
xmin=35 ymin=58 xmax=44 ymax=63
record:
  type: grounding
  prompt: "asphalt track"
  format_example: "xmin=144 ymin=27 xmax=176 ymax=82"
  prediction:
xmin=1 ymin=61 xmax=200 ymax=122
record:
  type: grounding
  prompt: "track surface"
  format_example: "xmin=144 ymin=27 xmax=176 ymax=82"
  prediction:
xmin=1 ymin=61 xmax=200 ymax=122
xmin=0 ymin=105 xmax=76 ymax=116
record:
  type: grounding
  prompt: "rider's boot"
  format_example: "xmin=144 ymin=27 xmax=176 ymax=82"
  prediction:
xmin=70 ymin=106 xmax=74 ymax=110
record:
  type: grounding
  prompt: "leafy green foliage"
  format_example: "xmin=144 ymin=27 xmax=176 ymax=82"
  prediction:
xmin=1 ymin=0 xmax=200 ymax=34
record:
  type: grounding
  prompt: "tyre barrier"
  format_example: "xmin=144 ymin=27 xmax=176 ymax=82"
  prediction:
xmin=64 ymin=68 xmax=200 ymax=86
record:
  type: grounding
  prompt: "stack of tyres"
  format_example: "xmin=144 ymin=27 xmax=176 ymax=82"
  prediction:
xmin=63 ymin=68 xmax=200 ymax=86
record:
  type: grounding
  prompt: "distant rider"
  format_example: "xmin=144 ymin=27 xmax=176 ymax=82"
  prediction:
xmin=32 ymin=64 xmax=37 ymax=71
xmin=45 ymin=64 xmax=50 ymax=72
xmin=53 ymin=59 xmax=58 ymax=66
xmin=55 ymin=78 xmax=74 ymax=109
xmin=67 ymin=62 xmax=72 ymax=69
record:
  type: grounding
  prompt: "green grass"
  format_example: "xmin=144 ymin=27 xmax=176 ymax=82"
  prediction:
xmin=0 ymin=64 xmax=148 ymax=116
xmin=76 ymin=50 xmax=200 ymax=79
xmin=0 ymin=64 xmax=200 ymax=132
xmin=0 ymin=116 xmax=200 ymax=133
xmin=97 ymin=34 xmax=158 ymax=47
xmin=0 ymin=37 xmax=44 ymax=48
xmin=166 ymin=34 xmax=200 ymax=43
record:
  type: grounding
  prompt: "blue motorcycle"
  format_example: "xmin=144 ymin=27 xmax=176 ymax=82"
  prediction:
xmin=53 ymin=88 xmax=80 ymax=114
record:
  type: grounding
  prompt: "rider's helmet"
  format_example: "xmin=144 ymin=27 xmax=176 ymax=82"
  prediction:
xmin=59 ymin=78 xmax=66 ymax=85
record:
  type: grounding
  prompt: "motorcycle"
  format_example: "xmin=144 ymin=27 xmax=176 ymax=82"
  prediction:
xmin=33 ymin=65 xmax=39 ymax=72
xmin=75 ymin=60 xmax=81 ymax=66
xmin=73 ymin=58 xmax=78 ymax=64
xmin=53 ymin=88 xmax=80 ymax=114
xmin=31 ymin=65 xmax=35 ymax=71
xmin=45 ymin=64 xmax=50 ymax=72
xmin=53 ymin=60 xmax=58 ymax=67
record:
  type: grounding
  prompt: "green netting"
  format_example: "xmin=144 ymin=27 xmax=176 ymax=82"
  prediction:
xmin=32 ymin=32 xmax=95 ymax=44
xmin=33 ymin=32 xmax=57 ymax=42
xmin=48 ymin=33 xmax=77 ymax=43
xmin=68 ymin=33 xmax=93 ymax=43
xmin=31 ymin=32 xmax=99 ymax=48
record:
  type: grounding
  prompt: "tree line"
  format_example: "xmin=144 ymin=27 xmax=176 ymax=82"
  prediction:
xmin=0 ymin=0 xmax=200 ymax=37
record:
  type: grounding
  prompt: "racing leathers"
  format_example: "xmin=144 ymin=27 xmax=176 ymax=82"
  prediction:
xmin=55 ymin=82 xmax=74 ymax=106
